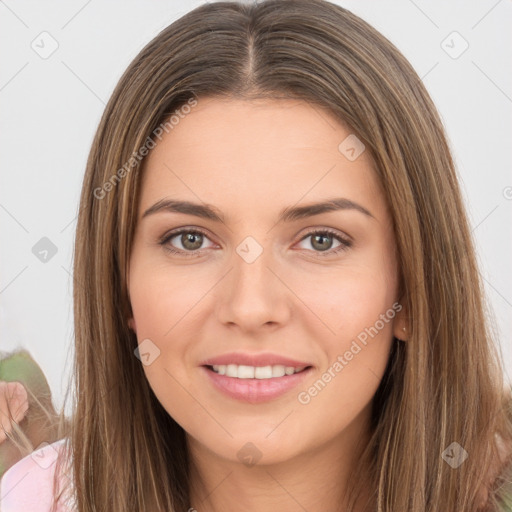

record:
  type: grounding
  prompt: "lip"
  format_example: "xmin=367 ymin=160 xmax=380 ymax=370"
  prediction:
xmin=200 ymin=352 xmax=312 ymax=368
xmin=201 ymin=365 xmax=313 ymax=404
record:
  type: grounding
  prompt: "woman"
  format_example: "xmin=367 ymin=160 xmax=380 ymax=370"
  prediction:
xmin=1 ymin=1 xmax=511 ymax=510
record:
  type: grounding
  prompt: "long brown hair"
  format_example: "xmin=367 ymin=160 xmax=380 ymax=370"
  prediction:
xmin=43 ymin=0 xmax=512 ymax=510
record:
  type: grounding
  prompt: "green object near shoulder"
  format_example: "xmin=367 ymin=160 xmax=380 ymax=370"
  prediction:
xmin=0 ymin=349 xmax=52 ymax=399
xmin=0 ymin=349 xmax=54 ymax=479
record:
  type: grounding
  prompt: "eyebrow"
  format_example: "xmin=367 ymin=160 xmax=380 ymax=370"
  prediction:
xmin=141 ymin=197 xmax=374 ymax=223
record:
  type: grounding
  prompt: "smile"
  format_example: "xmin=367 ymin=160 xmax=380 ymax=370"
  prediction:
xmin=210 ymin=364 xmax=308 ymax=379
xmin=202 ymin=365 xmax=312 ymax=403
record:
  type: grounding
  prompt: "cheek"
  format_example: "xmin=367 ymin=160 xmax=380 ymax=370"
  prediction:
xmin=296 ymin=262 xmax=397 ymax=343
xmin=129 ymin=261 xmax=209 ymax=340
xmin=276 ymin=269 xmax=396 ymax=460
xmin=128 ymin=262 xmax=214 ymax=413
xmin=128 ymin=267 xmax=201 ymax=429
xmin=291 ymin=270 xmax=395 ymax=436
xmin=292 ymin=248 xmax=397 ymax=400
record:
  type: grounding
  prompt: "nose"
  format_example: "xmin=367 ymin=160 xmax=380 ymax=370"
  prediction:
xmin=215 ymin=240 xmax=291 ymax=333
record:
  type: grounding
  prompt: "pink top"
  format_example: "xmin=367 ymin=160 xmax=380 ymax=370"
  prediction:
xmin=0 ymin=438 xmax=74 ymax=511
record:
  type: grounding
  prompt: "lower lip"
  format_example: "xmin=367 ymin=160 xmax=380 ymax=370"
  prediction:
xmin=201 ymin=366 xmax=313 ymax=404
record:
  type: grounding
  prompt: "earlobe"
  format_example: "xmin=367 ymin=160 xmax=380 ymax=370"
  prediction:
xmin=128 ymin=318 xmax=137 ymax=333
xmin=395 ymin=324 xmax=408 ymax=342
xmin=393 ymin=308 xmax=409 ymax=341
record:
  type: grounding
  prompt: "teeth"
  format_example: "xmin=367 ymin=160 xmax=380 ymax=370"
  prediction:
xmin=211 ymin=364 xmax=306 ymax=379
xmin=272 ymin=365 xmax=286 ymax=377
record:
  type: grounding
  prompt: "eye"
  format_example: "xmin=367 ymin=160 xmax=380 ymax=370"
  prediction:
xmin=296 ymin=229 xmax=352 ymax=256
xmin=159 ymin=227 xmax=352 ymax=258
xmin=159 ymin=228 xmax=215 ymax=257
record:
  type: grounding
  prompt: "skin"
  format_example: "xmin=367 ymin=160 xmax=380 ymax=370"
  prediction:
xmin=0 ymin=381 xmax=28 ymax=444
xmin=127 ymin=97 xmax=408 ymax=512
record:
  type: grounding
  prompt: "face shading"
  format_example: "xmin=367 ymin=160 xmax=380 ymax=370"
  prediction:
xmin=127 ymin=96 xmax=406 ymax=472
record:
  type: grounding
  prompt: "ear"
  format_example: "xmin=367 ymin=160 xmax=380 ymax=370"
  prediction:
xmin=392 ymin=305 xmax=409 ymax=341
xmin=128 ymin=317 xmax=137 ymax=333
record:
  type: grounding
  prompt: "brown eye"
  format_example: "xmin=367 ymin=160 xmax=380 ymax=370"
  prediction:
xmin=297 ymin=229 xmax=352 ymax=256
xmin=159 ymin=228 xmax=214 ymax=257
xmin=179 ymin=232 xmax=204 ymax=251
xmin=310 ymin=233 xmax=334 ymax=251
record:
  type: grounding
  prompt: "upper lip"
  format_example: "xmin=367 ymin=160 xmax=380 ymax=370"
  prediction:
xmin=201 ymin=352 xmax=313 ymax=368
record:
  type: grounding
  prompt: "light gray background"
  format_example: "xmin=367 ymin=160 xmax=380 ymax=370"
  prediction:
xmin=1 ymin=0 xmax=511 ymax=414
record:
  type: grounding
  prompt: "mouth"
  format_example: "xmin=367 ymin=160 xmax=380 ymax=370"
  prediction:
xmin=204 ymin=364 xmax=312 ymax=379
xmin=201 ymin=364 xmax=314 ymax=403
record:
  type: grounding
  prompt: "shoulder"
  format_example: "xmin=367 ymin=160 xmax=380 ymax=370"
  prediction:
xmin=0 ymin=438 xmax=74 ymax=512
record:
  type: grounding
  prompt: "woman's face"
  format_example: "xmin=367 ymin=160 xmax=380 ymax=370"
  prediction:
xmin=128 ymin=97 xmax=406 ymax=467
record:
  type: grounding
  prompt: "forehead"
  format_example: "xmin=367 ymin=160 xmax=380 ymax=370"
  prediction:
xmin=138 ymin=97 xmax=385 ymax=221
xmin=148 ymin=96 xmax=356 ymax=157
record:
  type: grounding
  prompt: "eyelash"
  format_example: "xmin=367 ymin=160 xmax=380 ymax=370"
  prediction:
xmin=158 ymin=227 xmax=352 ymax=258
